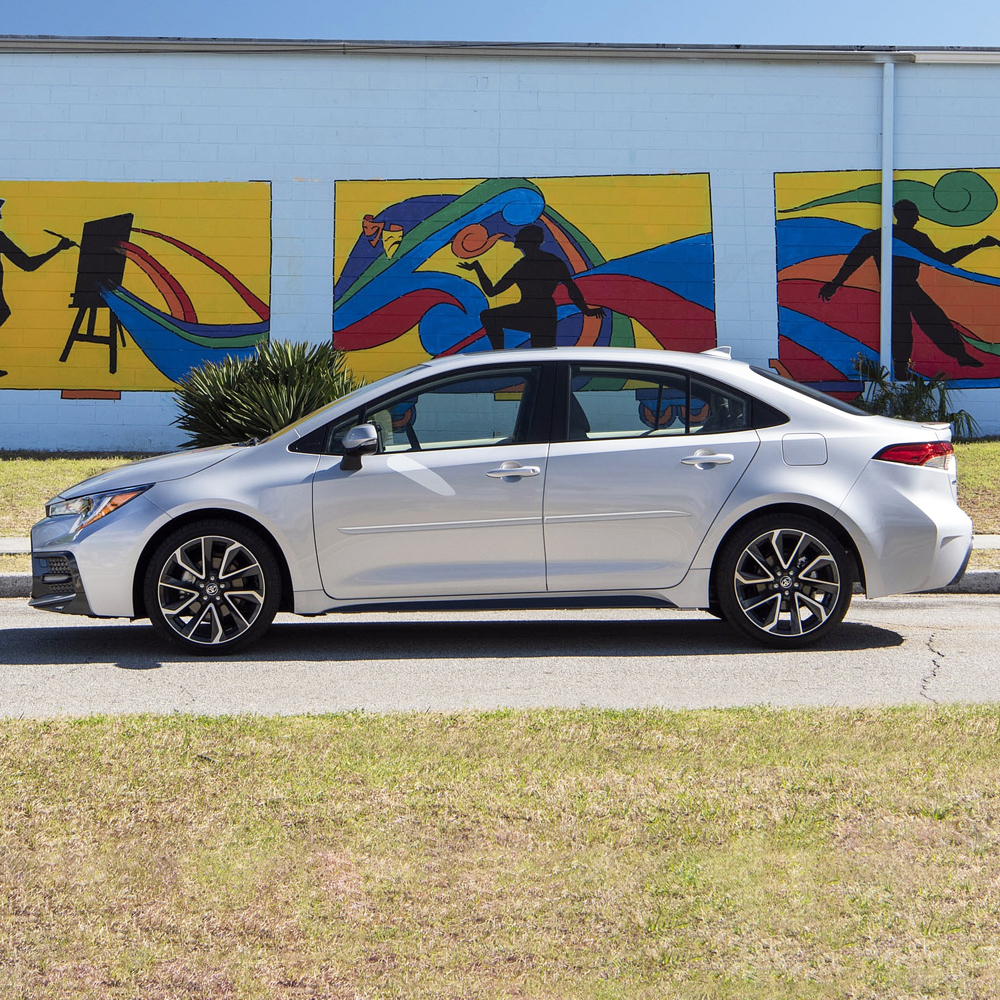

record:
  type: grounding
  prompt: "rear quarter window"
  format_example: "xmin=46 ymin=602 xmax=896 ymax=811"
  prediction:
xmin=750 ymin=366 xmax=870 ymax=416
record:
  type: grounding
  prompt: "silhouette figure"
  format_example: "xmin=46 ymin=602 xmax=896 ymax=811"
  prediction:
xmin=459 ymin=224 xmax=603 ymax=349
xmin=0 ymin=198 xmax=75 ymax=378
xmin=819 ymin=199 xmax=997 ymax=379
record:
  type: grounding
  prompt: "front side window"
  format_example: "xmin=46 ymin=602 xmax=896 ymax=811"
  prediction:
xmin=567 ymin=366 xmax=750 ymax=440
xmin=361 ymin=366 xmax=542 ymax=453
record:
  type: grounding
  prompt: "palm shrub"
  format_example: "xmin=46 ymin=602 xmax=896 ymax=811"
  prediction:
xmin=174 ymin=340 xmax=364 ymax=447
xmin=852 ymin=355 xmax=979 ymax=440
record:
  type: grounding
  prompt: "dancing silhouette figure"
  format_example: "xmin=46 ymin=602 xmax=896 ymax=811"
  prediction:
xmin=820 ymin=199 xmax=996 ymax=379
xmin=459 ymin=224 xmax=603 ymax=349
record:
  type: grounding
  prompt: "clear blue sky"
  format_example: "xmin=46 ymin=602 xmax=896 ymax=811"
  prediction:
xmin=3 ymin=0 xmax=1000 ymax=48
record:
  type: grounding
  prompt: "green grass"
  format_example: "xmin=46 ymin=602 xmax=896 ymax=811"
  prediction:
xmin=2 ymin=709 xmax=1000 ymax=998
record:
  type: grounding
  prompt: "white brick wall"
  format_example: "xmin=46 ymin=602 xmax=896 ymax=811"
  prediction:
xmin=2 ymin=46 xmax=1000 ymax=448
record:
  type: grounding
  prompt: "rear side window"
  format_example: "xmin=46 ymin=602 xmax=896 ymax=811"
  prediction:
xmin=566 ymin=365 xmax=754 ymax=440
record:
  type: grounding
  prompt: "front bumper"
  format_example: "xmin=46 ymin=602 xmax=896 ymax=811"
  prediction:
xmin=29 ymin=550 xmax=94 ymax=615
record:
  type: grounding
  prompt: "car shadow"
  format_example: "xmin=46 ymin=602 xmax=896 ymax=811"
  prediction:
xmin=0 ymin=615 xmax=903 ymax=671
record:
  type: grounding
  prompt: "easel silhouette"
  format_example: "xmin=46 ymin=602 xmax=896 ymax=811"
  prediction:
xmin=60 ymin=303 xmax=127 ymax=375
xmin=59 ymin=213 xmax=133 ymax=375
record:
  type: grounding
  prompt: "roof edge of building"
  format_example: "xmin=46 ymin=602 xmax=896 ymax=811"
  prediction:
xmin=3 ymin=35 xmax=1000 ymax=62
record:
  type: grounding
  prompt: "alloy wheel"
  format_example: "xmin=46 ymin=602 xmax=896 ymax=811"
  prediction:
xmin=156 ymin=534 xmax=267 ymax=646
xmin=731 ymin=527 xmax=841 ymax=638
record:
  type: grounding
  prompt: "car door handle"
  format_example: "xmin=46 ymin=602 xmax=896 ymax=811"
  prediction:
xmin=680 ymin=451 xmax=735 ymax=467
xmin=486 ymin=463 xmax=541 ymax=479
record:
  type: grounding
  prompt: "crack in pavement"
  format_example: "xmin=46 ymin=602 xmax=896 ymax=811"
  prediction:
xmin=921 ymin=631 xmax=946 ymax=704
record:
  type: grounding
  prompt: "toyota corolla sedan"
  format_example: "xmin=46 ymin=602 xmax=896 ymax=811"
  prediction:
xmin=30 ymin=347 xmax=972 ymax=653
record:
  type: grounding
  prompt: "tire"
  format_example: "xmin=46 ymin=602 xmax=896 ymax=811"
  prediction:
xmin=143 ymin=518 xmax=281 ymax=655
xmin=715 ymin=514 xmax=853 ymax=648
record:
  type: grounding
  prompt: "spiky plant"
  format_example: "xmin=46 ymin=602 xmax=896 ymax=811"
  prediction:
xmin=852 ymin=355 xmax=980 ymax=440
xmin=173 ymin=341 xmax=364 ymax=448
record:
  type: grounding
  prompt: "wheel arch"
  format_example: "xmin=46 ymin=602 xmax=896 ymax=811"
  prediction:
xmin=132 ymin=508 xmax=295 ymax=619
xmin=708 ymin=502 xmax=865 ymax=613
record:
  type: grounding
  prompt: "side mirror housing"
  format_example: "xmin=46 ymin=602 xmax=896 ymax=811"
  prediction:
xmin=340 ymin=423 xmax=379 ymax=471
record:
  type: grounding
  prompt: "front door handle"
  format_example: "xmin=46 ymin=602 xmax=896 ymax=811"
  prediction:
xmin=486 ymin=462 xmax=541 ymax=480
xmin=680 ymin=450 xmax=735 ymax=468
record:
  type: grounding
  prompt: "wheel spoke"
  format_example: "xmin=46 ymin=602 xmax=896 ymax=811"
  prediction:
xmin=160 ymin=587 xmax=200 ymax=616
xmin=795 ymin=591 xmax=830 ymax=623
xmin=176 ymin=543 xmax=206 ymax=581
xmin=800 ymin=553 xmax=837 ymax=579
xmin=222 ymin=595 xmax=253 ymax=631
xmin=787 ymin=595 xmax=804 ymax=634
xmin=781 ymin=530 xmax=809 ymax=571
xmin=205 ymin=603 xmax=227 ymax=644
xmin=735 ymin=547 xmax=775 ymax=585
xmin=748 ymin=538 xmax=778 ymax=574
xmin=181 ymin=602 xmax=214 ymax=640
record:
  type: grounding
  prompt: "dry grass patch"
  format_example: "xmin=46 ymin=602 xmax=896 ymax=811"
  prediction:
xmin=968 ymin=549 xmax=1000 ymax=570
xmin=0 ymin=453 xmax=146 ymax=537
xmin=955 ymin=438 xmax=1000 ymax=534
xmin=2 ymin=710 xmax=1000 ymax=998
xmin=0 ymin=553 xmax=29 ymax=574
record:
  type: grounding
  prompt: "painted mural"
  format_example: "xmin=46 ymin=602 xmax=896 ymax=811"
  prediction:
xmin=775 ymin=169 xmax=1000 ymax=394
xmin=0 ymin=181 xmax=270 ymax=393
xmin=333 ymin=175 xmax=716 ymax=382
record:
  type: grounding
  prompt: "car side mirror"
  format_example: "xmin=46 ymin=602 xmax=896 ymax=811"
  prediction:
xmin=340 ymin=423 xmax=379 ymax=471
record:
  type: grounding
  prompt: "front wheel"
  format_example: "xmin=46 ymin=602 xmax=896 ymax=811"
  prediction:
xmin=715 ymin=514 xmax=853 ymax=648
xmin=143 ymin=519 xmax=281 ymax=654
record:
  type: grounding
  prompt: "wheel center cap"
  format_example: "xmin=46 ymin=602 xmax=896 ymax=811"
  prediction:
xmin=205 ymin=583 xmax=219 ymax=597
xmin=779 ymin=575 xmax=793 ymax=589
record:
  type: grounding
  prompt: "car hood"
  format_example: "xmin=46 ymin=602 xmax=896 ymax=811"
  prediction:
xmin=55 ymin=447 xmax=239 ymax=500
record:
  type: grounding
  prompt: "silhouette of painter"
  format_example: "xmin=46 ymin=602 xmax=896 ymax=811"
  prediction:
xmin=819 ymin=199 xmax=997 ymax=379
xmin=0 ymin=198 xmax=75 ymax=378
xmin=459 ymin=224 xmax=603 ymax=349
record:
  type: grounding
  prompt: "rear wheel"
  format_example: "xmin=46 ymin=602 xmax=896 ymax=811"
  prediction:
xmin=715 ymin=514 xmax=853 ymax=648
xmin=143 ymin=519 xmax=281 ymax=654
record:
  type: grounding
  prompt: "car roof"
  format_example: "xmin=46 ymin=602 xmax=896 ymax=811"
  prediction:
xmin=407 ymin=345 xmax=748 ymax=376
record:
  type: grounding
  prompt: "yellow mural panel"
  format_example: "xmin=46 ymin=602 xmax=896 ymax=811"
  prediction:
xmin=334 ymin=175 xmax=717 ymax=383
xmin=0 ymin=181 xmax=271 ymax=391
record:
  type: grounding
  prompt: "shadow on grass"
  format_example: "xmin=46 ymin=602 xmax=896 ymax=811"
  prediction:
xmin=0 ymin=614 xmax=903 ymax=671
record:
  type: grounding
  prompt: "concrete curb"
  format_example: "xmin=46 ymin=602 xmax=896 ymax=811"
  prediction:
xmin=0 ymin=574 xmax=31 ymax=598
xmin=935 ymin=570 xmax=1000 ymax=594
xmin=3 ymin=571 xmax=1000 ymax=602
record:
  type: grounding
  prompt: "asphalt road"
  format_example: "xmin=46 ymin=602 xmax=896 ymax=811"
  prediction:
xmin=2 ymin=594 xmax=999 ymax=717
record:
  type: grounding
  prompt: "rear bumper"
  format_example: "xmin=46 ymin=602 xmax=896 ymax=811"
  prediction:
xmin=947 ymin=538 xmax=974 ymax=589
xmin=840 ymin=461 xmax=974 ymax=598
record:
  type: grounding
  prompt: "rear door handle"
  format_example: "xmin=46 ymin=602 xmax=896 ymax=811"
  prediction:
xmin=680 ymin=451 xmax=734 ymax=467
xmin=486 ymin=463 xmax=541 ymax=479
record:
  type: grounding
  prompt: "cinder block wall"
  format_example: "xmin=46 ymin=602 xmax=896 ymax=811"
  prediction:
xmin=0 ymin=44 xmax=998 ymax=449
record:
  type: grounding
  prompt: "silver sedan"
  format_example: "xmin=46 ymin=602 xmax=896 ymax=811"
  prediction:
xmin=30 ymin=347 xmax=973 ymax=653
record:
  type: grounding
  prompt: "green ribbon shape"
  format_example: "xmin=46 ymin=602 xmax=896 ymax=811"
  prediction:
xmin=780 ymin=170 xmax=998 ymax=227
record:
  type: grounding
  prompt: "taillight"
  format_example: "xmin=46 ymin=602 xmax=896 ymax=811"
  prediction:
xmin=873 ymin=441 xmax=954 ymax=468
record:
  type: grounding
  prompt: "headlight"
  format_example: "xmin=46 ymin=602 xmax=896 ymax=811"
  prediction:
xmin=46 ymin=486 xmax=151 ymax=531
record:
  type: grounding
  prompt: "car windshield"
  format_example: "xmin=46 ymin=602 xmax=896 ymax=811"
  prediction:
xmin=262 ymin=364 xmax=431 ymax=443
xmin=750 ymin=366 xmax=871 ymax=416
